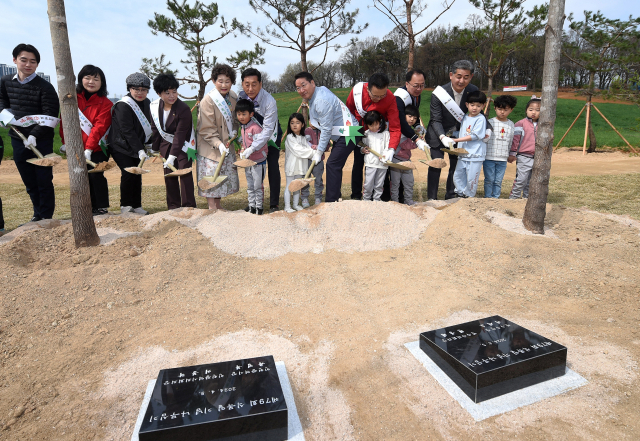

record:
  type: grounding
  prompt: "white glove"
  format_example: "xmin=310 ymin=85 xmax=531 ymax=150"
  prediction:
xmin=416 ymin=139 xmax=428 ymax=152
xmin=483 ymin=129 xmax=492 ymax=142
xmin=138 ymin=149 xmax=149 ymax=160
xmin=241 ymin=147 xmax=254 ymax=159
xmin=84 ymin=149 xmax=92 ymax=161
xmin=383 ymin=149 xmax=395 ymax=163
xmin=440 ymin=135 xmax=454 ymax=149
xmin=164 ymin=154 xmax=177 ymax=169
xmin=312 ymin=150 xmax=322 ymax=164
xmin=60 ymin=144 xmax=66 ymax=153
xmin=218 ymin=143 xmax=229 ymax=155
xmin=24 ymin=135 xmax=37 ymax=149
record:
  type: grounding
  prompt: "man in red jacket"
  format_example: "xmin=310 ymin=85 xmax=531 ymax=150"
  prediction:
xmin=346 ymin=72 xmax=400 ymax=200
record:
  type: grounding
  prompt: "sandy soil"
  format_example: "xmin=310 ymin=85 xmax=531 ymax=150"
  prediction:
xmin=0 ymin=148 xmax=638 ymax=188
xmin=0 ymin=197 xmax=639 ymax=440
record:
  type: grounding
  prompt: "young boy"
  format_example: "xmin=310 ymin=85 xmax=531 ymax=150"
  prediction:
xmin=0 ymin=44 xmax=59 ymax=222
xmin=237 ymin=99 xmax=268 ymax=214
xmin=483 ymin=95 xmax=517 ymax=198
xmin=451 ymin=90 xmax=488 ymax=198
xmin=390 ymin=104 xmax=422 ymax=205
xmin=508 ymin=96 xmax=541 ymax=199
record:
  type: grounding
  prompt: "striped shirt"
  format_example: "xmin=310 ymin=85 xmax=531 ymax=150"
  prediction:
xmin=485 ymin=118 xmax=515 ymax=161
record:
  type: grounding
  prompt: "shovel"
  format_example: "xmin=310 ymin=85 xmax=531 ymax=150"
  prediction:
xmin=288 ymin=160 xmax=316 ymax=193
xmin=419 ymin=158 xmax=447 ymax=169
xmin=198 ymin=150 xmax=228 ymax=191
xmin=152 ymin=152 xmax=193 ymax=178
xmin=441 ymin=139 xmax=468 ymax=156
xmin=10 ymin=126 xmax=62 ymax=167
xmin=87 ymin=158 xmax=116 ymax=174
xmin=124 ymin=157 xmax=150 ymax=175
xmin=233 ymin=157 xmax=256 ymax=168
xmin=359 ymin=143 xmax=415 ymax=170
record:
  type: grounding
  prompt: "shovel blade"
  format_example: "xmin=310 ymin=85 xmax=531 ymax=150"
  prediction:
xmin=198 ymin=175 xmax=228 ymax=191
xmin=420 ymin=158 xmax=447 ymax=169
xmin=233 ymin=159 xmax=257 ymax=168
xmin=165 ymin=167 xmax=193 ymax=178
xmin=288 ymin=178 xmax=314 ymax=193
xmin=385 ymin=161 xmax=413 ymax=171
xmin=124 ymin=167 xmax=150 ymax=175
xmin=27 ymin=156 xmax=61 ymax=167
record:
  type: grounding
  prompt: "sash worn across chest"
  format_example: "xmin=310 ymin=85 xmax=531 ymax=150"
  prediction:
xmin=0 ymin=108 xmax=60 ymax=129
xmin=150 ymin=99 xmax=197 ymax=160
xmin=393 ymin=88 xmax=413 ymax=107
xmin=116 ymin=96 xmax=153 ymax=144
xmin=78 ymin=108 xmax=110 ymax=153
xmin=432 ymin=86 xmax=465 ymax=123
xmin=352 ymin=82 xmax=366 ymax=118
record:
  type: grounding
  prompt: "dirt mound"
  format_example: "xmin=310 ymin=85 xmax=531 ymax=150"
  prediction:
xmin=141 ymin=201 xmax=440 ymax=259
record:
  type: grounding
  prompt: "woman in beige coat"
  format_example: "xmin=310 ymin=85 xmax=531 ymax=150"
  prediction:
xmin=196 ymin=64 xmax=240 ymax=209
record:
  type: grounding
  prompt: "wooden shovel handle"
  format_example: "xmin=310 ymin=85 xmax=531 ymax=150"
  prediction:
xmin=212 ymin=151 xmax=226 ymax=181
xmin=138 ymin=157 xmax=146 ymax=168
xmin=11 ymin=126 xmax=44 ymax=159
xmin=304 ymin=160 xmax=316 ymax=179
xmin=86 ymin=159 xmax=97 ymax=167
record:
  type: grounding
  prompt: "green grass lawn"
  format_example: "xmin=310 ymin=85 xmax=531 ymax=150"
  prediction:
xmin=1 ymin=173 xmax=639 ymax=231
xmin=2 ymin=88 xmax=638 ymax=158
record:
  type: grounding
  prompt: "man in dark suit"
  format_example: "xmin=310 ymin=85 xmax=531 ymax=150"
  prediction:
xmin=426 ymin=60 xmax=491 ymax=200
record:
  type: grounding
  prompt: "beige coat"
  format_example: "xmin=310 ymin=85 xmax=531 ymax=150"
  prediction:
xmin=196 ymin=90 xmax=239 ymax=161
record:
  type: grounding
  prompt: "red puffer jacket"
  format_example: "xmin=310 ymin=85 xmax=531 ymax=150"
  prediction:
xmin=60 ymin=92 xmax=113 ymax=152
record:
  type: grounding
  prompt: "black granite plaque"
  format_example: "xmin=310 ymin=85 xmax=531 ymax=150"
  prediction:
xmin=420 ymin=315 xmax=567 ymax=403
xmin=138 ymin=355 xmax=288 ymax=441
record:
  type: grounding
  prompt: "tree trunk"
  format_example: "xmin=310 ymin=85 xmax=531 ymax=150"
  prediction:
xmin=522 ymin=0 xmax=565 ymax=234
xmin=299 ymin=12 xmax=308 ymax=72
xmin=47 ymin=0 xmax=100 ymax=247
xmin=586 ymin=71 xmax=597 ymax=153
xmin=406 ymin=0 xmax=415 ymax=70
xmin=487 ymin=72 xmax=494 ymax=99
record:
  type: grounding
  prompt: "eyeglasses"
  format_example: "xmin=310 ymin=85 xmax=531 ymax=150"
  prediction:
xmin=408 ymin=83 xmax=426 ymax=89
xmin=368 ymin=90 xmax=387 ymax=100
xmin=295 ymin=82 xmax=310 ymax=91
xmin=131 ymin=87 xmax=149 ymax=93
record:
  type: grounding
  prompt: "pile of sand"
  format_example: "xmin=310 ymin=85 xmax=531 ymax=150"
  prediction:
xmin=141 ymin=201 xmax=440 ymax=259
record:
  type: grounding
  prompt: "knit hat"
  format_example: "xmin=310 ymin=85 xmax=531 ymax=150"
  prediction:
xmin=126 ymin=72 xmax=151 ymax=89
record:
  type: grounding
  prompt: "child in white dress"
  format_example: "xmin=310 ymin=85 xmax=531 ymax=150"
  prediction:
xmin=284 ymin=113 xmax=315 ymax=212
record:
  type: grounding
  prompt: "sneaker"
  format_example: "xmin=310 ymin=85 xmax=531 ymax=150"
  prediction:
xmin=301 ymin=199 xmax=310 ymax=208
xmin=244 ymin=206 xmax=251 ymax=212
xmin=293 ymin=205 xmax=304 ymax=211
xmin=121 ymin=206 xmax=134 ymax=213
xmin=30 ymin=216 xmax=42 ymax=222
xmin=257 ymin=208 xmax=264 ymax=215
xmin=269 ymin=205 xmax=279 ymax=213
xmin=285 ymin=207 xmax=296 ymax=213
xmin=92 ymin=208 xmax=109 ymax=216
xmin=314 ymin=198 xmax=322 ymax=205
xmin=405 ymin=200 xmax=417 ymax=206
xmin=250 ymin=206 xmax=256 ymax=214
xmin=133 ymin=207 xmax=149 ymax=215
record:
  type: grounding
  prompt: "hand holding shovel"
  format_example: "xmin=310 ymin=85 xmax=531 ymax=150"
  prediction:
xmin=124 ymin=156 xmax=150 ymax=175
xmin=10 ymin=126 xmax=61 ymax=167
xmin=358 ymin=142 xmax=415 ymax=170
xmin=288 ymin=160 xmax=316 ymax=193
xmin=152 ymin=152 xmax=193 ymax=178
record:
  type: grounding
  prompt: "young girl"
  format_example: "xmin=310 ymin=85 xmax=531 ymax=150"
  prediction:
xmin=284 ymin=113 xmax=315 ymax=213
xmin=508 ymin=96 xmax=541 ymax=199
xmin=360 ymin=110 xmax=391 ymax=201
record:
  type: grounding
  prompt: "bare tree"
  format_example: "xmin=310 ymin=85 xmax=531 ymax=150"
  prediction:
xmin=143 ymin=0 xmax=265 ymax=101
xmin=243 ymin=0 xmax=367 ymax=72
xmin=47 ymin=0 xmax=100 ymax=247
xmin=522 ymin=0 xmax=565 ymax=234
xmin=372 ymin=0 xmax=456 ymax=70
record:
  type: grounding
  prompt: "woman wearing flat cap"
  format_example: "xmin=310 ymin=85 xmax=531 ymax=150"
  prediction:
xmin=108 ymin=72 xmax=154 ymax=215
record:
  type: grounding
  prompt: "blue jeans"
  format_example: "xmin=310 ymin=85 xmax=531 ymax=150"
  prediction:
xmin=483 ymin=160 xmax=508 ymax=198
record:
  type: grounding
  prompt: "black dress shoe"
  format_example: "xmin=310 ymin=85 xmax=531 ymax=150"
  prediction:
xmin=30 ymin=216 xmax=42 ymax=222
xmin=244 ymin=206 xmax=251 ymax=212
xmin=269 ymin=205 xmax=279 ymax=213
xmin=257 ymin=208 xmax=264 ymax=215
xmin=250 ymin=207 xmax=256 ymax=214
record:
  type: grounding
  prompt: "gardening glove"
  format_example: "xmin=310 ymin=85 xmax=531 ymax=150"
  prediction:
xmin=164 ymin=154 xmax=177 ymax=169
xmin=439 ymin=135 xmax=454 ymax=149
xmin=138 ymin=149 xmax=149 ymax=160
xmin=383 ymin=149 xmax=395 ymax=163
xmin=84 ymin=149 xmax=92 ymax=161
xmin=416 ymin=139 xmax=428 ymax=152
xmin=483 ymin=129 xmax=492 ymax=142
xmin=241 ymin=147 xmax=254 ymax=159
xmin=312 ymin=150 xmax=322 ymax=164
xmin=24 ymin=135 xmax=37 ymax=150
xmin=218 ymin=143 xmax=229 ymax=156
xmin=60 ymin=144 xmax=66 ymax=154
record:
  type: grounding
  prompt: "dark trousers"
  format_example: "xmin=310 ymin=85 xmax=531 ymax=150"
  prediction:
xmin=12 ymin=138 xmax=55 ymax=219
xmin=267 ymin=144 xmax=281 ymax=208
xmin=111 ymin=150 xmax=142 ymax=208
xmin=427 ymin=148 xmax=458 ymax=200
xmin=0 ymin=146 xmax=3 ymax=229
xmin=350 ymin=147 xmax=365 ymax=200
xmin=87 ymin=150 xmax=110 ymax=209
xmin=163 ymin=153 xmax=196 ymax=210
xmin=326 ymin=137 xmax=355 ymax=203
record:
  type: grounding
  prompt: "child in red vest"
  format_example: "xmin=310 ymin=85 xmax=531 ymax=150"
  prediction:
xmin=508 ymin=96 xmax=541 ymax=199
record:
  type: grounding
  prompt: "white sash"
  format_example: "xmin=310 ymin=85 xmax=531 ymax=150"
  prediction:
xmin=0 ymin=108 xmax=59 ymax=129
xmin=352 ymin=82 xmax=366 ymax=118
xmin=433 ymin=86 xmax=465 ymax=123
xmin=309 ymin=101 xmax=357 ymax=137
xmin=78 ymin=108 xmax=109 ymax=150
xmin=394 ymin=88 xmax=413 ymax=107
xmin=117 ymin=96 xmax=153 ymax=143
xmin=207 ymin=88 xmax=234 ymax=137
xmin=150 ymin=99 xmax=196 ymax=156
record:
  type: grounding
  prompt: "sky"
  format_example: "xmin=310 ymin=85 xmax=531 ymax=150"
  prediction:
xmin=0 ymin=0 xmax=629 ymax=100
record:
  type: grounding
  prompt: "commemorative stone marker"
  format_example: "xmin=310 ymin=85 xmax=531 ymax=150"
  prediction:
xmin=138 ymin=355 xmax=288 ymax=441
xmin=420 ymin=315 xmax=567 ymax=403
